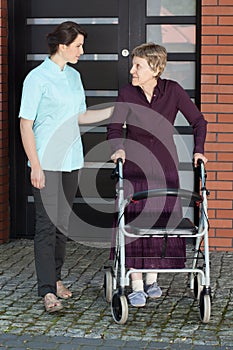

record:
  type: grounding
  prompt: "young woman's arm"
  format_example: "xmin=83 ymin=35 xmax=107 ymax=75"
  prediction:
xmin=20 ymin=118 xmax=45 ymax=189
xmin=78 ymin=106 xmax=113 ymax=124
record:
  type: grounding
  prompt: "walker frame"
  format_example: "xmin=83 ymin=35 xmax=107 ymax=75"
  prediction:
xmin=104 ymin=158 xmax=211 ymax=324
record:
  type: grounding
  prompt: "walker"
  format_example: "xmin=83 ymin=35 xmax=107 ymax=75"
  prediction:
xmin=104 ymin=158 xmax=211 ymax=324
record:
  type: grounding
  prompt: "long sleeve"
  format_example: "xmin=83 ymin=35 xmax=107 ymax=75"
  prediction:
xmin=107 ymin=93 xmax=129 ymax=152
xmin=176 ymin=83 xmax=207 ymax=154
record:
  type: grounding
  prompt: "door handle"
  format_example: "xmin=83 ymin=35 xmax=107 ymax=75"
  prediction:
xmin=121 ymin=49 xmax=129 ymax=57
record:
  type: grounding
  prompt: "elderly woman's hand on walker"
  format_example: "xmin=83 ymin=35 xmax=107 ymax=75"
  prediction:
xmin=111 ymin=149 xmax=126 ymax=164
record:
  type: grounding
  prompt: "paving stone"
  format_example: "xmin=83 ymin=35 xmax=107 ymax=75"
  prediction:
xmin=0 ymin=239 xmax=233 ymax=349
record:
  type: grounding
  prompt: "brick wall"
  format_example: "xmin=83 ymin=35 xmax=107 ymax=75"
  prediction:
xmin=201 ymin=0 xmax=233 ymax=251
xmin=0 ymin=1 xmax=233 ymax=247
xmin=0 ymin=0 xmax=9 ymax=243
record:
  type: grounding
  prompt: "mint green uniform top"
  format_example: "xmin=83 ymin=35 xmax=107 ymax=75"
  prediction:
xmin=19 ymin=56 xmax=86 ymax=171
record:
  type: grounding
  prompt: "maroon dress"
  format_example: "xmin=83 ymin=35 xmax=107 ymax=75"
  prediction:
xmin=107 ymin=78 xmax=207 ymax=269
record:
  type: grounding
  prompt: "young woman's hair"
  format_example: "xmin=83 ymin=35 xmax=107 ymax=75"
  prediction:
xmin=132 ymin=42 xmax=167 ymax=78
xmin=47 ymin=21 xmax=87 ymax=55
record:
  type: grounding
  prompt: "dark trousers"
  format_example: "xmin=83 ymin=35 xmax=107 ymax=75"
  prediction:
xmin=32 ymin=170 xmax=79 ymax=297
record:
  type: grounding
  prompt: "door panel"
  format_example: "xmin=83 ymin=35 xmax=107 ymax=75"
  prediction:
xmin=8 ymin=0 xmax=200 ymax=240
xmin=9 ymin=0 xmax=130 ymax=239
xmin=29 ymin=0 xmax=119 ymax=17
xmin=78 ymin=62 xmax=119 ymax=90
xmin=26 ymin=24 xmax=119 ymax=54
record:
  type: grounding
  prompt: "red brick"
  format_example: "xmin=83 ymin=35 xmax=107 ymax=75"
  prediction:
xmin=207 ymin=162 xmax=232 ymax=171
xmin=202 ymin=104 xmax=233 ymax=114
xmin=218 ymin=75 xmax=233 ymax=84
xmin=217 ymin=210 xmax=233 ymax=218
xmin=202 ymin=113 xmax=217 ymax=123
xmin=201 ymin=74 xmax=217 ymax=84
xmin=0 ymin=173 xmax=9 ymax=186
xmin=202 ymin=45 xmax=233 ymax=55
xmin=217 ymin=191 xmax=233 ymax=199
xmin=216 ymin=229 xmax=233 ymax=238
xmin=0 ymin=190 xmax=9 ymax=204
xmin=217 ymin=172 xmax=233 ymax=181
xmin=219 ymin=95 xmax=233 ymax=103
xmin=202 ymin=26 xmax=233 ymax=35
xmin=0 ymin=28 xmax=7 ymax=39
xmin=202 ymin=16 xmax=218 ymax=25
xmin=205 ymin=152 xmax=217 ymax=161
xmin=0 ymin=4 xmax=9 ymax=244
xmin=0 ymin=222 xmax=9 ymax=232
xmin=202 ymin=6 xmax=233 ymax=15
xmin=219 ymin=36 xmax=233 ymax=45
xmin=220 ymin=0 xmax=233 ymax=5
xmin=208 ymin=180 xmax=232 ymax=190
xmin=219 ymin=16 xmax=233 ymax=25
xmin=206 ymin=133 xmax=217 ymax=142
xmin=204 ymin=171 xmax=216 ymax=181
xmin=218 ymin=152 xmax=233 ymax=161
xmin=208 ymin=209 xmax=216 ymax=219
xmin=201 ymin=56 xmax=218 ymax=65
xmin=218 ymin=133 xmax=233 ymax=142
xmin=218 ymin=114 xmax=233 ymax=122
xmin=201 ymin=94 xmax=217 ymax=103
xmin=0 ymin=64 xmax=9 ymax=75
xmin=0 ymin=238 xmax=9 ymax=244
xmin=209 ymin=246 xmax=233 ymax=253
xmin=219 ymin=57 xmax=233 ymax=66
xmin=0 ymin=9 xmax=7 ymax=19
xmin=208 ymin=199 xmax=232 ymax=209
xmin=0 ymin=36 xmax=8 ymax=46
xmin=206 ymin=190 xmax=216 ymax=199
xmin=203 ymin=0 xmax=218 ymax=5
xmin=209 ymin=237 xmax=233 ymax=247
xmin=201 ymin=83 xmax=233 ymax=93
xmin=0 ymin=147 xmax=9 ymax=158
xmin=201 ymin=36 xmax=218 ymax=45
xmin=207 ymin=229 xmax=215 ymax=238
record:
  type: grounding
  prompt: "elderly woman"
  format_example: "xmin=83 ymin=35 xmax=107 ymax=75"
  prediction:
xmin=107 ymin=42 xmax=208 ymax=307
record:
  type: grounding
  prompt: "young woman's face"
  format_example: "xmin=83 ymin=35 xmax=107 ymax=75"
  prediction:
xmin=62 ymin=34 xmax=85 ymax=64
xmin=130 ymin=56 xmax=158 ymax=87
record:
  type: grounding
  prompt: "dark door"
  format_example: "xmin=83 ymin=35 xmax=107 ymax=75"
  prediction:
xmin=8 ymin=0 xmax=200 ymax=243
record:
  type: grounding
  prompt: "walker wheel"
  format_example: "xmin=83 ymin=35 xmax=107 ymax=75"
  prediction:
xmin=111 ymin=293 xmax=128 ymax=324
xmin=199 ymin=289 xmax=211 ymax=323
xmin=194 ymin=273 xmax=203 ymax=300
xmin=104 ymin=270 xmax=113 ymax=303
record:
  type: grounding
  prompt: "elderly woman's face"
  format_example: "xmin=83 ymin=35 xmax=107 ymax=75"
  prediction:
xmin=130 ymin=56 xmax=158 ymax=87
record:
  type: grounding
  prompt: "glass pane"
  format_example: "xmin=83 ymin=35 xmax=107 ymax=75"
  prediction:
xmin=147 ymin=25 xmax=196 ymax=53
xmin=147 ymin=0 xmax=196 ymax=16
xmin=175 ymin=112 xmax=190 ymax=126
xmin=174 ymin=135 xmax=194 ymax=163
xmin=179 ymin=171 xmax=194 ymax=190
xmin=163 ymin=62 xmax=195 ymax=90
xmin=182 ymin=206 xmax=194 ymax=221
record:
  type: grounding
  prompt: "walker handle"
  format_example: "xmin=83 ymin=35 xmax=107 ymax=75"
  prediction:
xmin=197 ymin=158 xmax=207 ymax=182
xmin=111 ymin=158 xmax=123 ymax=179
xmin=117 ymin=157 xmax=123 ymax=165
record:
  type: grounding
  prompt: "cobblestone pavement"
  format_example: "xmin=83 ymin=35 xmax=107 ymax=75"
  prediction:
xmin=0 ymin=239 xmax=232 ymax=350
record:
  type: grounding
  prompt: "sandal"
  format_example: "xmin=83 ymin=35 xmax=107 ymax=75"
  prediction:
xmin=56 ymin=280 xmax=72 ymax=299
xmin=44 ymin=293 xmax=63 ymax=313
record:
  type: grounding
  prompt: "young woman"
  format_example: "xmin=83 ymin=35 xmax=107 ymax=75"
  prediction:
xmin=19 ymin=21 xmax=112 ymax=312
